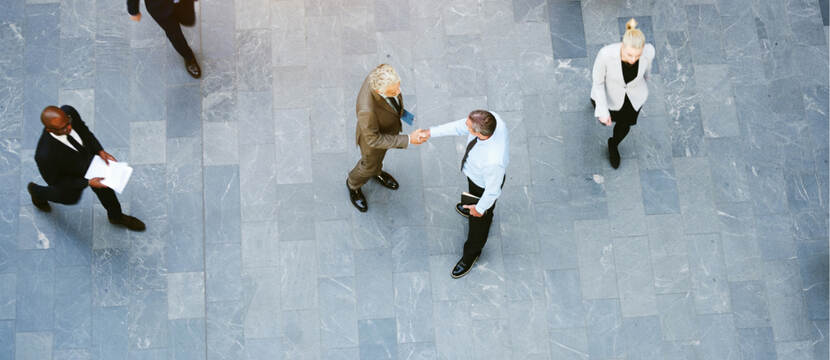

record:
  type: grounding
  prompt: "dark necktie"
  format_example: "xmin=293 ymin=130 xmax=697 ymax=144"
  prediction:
xmin=460 ymin=137 xmax=477 ymax=171
xmin=66 ymin=134 xmax=88 ymax=155
xmin=387 ymin=97 xmax=401 ymax=113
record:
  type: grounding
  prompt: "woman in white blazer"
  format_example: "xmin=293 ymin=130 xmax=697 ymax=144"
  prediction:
xmin=590 ymin=18 xmax=655 ymax=169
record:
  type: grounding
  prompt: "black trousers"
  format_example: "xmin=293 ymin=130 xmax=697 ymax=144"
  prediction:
xmin=462 ymin=176 xmax=504 ymax=262
xmin=591 ymin=97 xmax=639 ymax=147
xmin=148 ymin=0 xmax=195 ymax=61
xmin=30 ymin=183 xmax=123 ymax=220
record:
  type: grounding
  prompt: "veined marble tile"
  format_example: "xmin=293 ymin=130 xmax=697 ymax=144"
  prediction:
xmin=282 ymin=309 xmax=321 ymax=359
xmin=15 ymin=331 xmax=52 ymax=360
xmin=92 ymin=306 xmax=129 ymax=359
xmin=206 ymin=242 xmax=242 ymax=303
xmin=54 ymin=266 xmax=91 ymax=349
xmin=242 ymin=267 xmax=281 ymax=340
xmin=318 ymin=276 xmax=358 ymax=348
xmin=127 ymin=288 xmax=168 ymax=350
xmin=280 ymin=241 xmax=318 ymax=310
xmin=206 ymin=301 xmax=245 ymax=360
xmin=168 ymin=318 xmax=206 ymax=360
xmin=16 ymin=250 xmax=55 ymax=331
xmin=167 ymin=272 xmax=205 ymax=320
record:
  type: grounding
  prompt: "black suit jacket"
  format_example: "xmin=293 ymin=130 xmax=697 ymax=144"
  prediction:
xmin=35 ymin=105 xmax=104 ymax=192
xmin=127 ymin=0 xmax=175 ymax=17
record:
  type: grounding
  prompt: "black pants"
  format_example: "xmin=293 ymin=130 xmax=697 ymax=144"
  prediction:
xmin=148 ymin=0 xmax=195 ymax=61
xmin=30 ymin=183 xmax=123 ymax=220
xmin=462 ymin=177 xmax=504 ymax=262
xmin=591 ymin=97 xmax=639 ymax=147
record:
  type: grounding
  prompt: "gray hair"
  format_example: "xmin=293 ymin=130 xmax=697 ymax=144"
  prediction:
xmin=368 ymin=64 xmax=400 ymax=93
xmin=468 ymin=110 xmax=496 ymax=137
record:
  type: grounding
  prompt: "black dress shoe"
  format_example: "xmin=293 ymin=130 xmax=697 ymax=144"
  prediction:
xmin=109 ymin=214 xmax=146 ymax=231
xmin=608 ymin=138 xmax=620 ymax=169
xmin=455 ymin=202 xmax=470 ymax=218
xmin=27 ymin=182 xmax=51 ymax=212
xmin=451 ymin=256 xmax=478 ymax=279
xmin=348 ymin=181 xmax=368 ymax=212
xmin=185 ymin=57 xmax=201 ymax=79
xmin=374 ymin=171 xmax=399 ymax=190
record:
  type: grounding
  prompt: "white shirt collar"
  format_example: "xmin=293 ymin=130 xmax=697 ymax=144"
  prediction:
xmin=49 ymin=130 xmax=83 ymax=152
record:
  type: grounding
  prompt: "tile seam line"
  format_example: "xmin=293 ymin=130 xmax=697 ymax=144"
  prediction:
xmin=197 ymin=1 xmax=207 ymax=358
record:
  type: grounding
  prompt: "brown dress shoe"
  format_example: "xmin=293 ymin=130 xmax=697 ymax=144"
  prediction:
xmin=27 ymin=182 xmax=51 ymax=212
xmin=109 ymin=214 xmax=146 ymax=231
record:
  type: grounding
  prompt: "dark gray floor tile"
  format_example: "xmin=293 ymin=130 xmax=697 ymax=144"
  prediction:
xmin=546 ymin=0 xmax=586 ymax=58
xmin=685 ymin=4 xmax=726 ymax=64
xmin=236 ymin=29 xmax=272 ymax=92
xmin=548 ymin=327 xmax=588 ymax=360
xmin=54 ymin=266 xmax=91 ymax=349
xmin=280 ymin=241 xmax=318 ymax=310
xmin=506 ymin=301 xmax=548 ymax=358
xmin=397 ymin=342 xmax=437 ymax=359
xmin=319 ymin=276 xmax=359 ymax=349
xmin=614 ymin=236 xmax=657 ymax=317
xmin=717 ymin=202 xmax=762 ymax=282
xmin=203 ymin=165 xmax=241 ymax=244
xmin=166 ymin=192 xmax=204 ymax=273
xmin=166 ymin=85 xmax=202 ymax=139
xmin=585 ymin=299 xmax=623 ymax=359
xmin=737 ymin=327 xmax=777 ymax=360
xmin=763 ymin=259 xmax=814 ymax=341
xmin=543 ymin=269 xmax=585 ymax=329
xmin=755 ymin=213 xmax=797 ymax=261
xmin=206 ymin=243 xmax=242 ymax=303
xmin=241 ymin=268 xmax=280 ymax=340
xmin=206 ymin=301 xmax=245 ymax=360
xmin=92 ymin=248 xmax=129 ymax=308
xmin=394 ymin=272 xmax=434 ymax=344
xmin=358 ymin=318 xmax=397 ymax=360
xmin=620 ymin=315 xmax=663 ymax=360
xmin=14 ymin=331 xmax=52 ymax=360
xmin=127 ymin=288 xmax=168 ymax=350
xmin=797 ymin=241 xmax=829 ymax=320
xmin=729 ymin=281 xmax=772 ymax=328
xmin=282 ymin=309 xmax=320 ymax=359
xmin=697 ymin=314 xmax=740 ymax=360
xmin=688 ymin=233 xmax=731 ymax=314
xmin=92 ymin=306 xmax=129 ymax=359
xmin=640 ymin=168 xmax=681 ymax=215
xmin=657 ymin=293 xmax=698 ymax=341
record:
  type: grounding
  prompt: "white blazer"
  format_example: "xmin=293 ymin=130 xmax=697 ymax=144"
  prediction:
xmin=590 ymin=42 xmax=655 ymax=119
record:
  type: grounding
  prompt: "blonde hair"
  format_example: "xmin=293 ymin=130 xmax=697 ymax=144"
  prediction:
xmin=622 ymin=18 xmax=645 ymax=49
xmin=368 ymin=64 xmax=400 ymax=92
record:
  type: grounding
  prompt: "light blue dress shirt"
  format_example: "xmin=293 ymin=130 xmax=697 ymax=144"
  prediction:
xmin=429 ymin=112 xmax=509 ymax=214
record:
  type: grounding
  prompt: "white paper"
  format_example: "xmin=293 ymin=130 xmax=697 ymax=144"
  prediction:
xmin=84 ymin=155 xmax=133 ymax=194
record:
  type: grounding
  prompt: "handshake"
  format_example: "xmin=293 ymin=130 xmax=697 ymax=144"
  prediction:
xmin=408 ymin=129 xmax=431 ymax=145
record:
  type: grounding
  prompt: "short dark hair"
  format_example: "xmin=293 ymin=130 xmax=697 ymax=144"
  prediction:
xmin=468 ymin=110 xmax=496 ymax=136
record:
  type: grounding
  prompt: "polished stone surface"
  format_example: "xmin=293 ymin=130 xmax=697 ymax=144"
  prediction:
xmin=0 ymin=0 xmax=827 ymax=359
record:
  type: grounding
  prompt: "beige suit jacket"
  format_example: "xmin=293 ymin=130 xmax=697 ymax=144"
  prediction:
xmin=590 ymin=42 xmax=656 ymax=119
xmin=354 ymin=75 xmax=409 ymax=150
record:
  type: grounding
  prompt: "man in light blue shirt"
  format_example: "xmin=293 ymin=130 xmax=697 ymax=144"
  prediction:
xmin=423 ymin=110 xmax=509 ymax=278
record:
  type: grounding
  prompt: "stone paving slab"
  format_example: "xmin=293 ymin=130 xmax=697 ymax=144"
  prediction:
xmin=0 ymin=0 xmax=827 ymax=359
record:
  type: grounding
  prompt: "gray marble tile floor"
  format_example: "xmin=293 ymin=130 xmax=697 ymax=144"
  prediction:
xmin=0 ymin=0 xmax=828 ymax=359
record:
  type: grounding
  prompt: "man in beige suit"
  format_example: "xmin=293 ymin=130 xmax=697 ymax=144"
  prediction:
xmin=347 ymin=64 xmax=426 ymax=212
